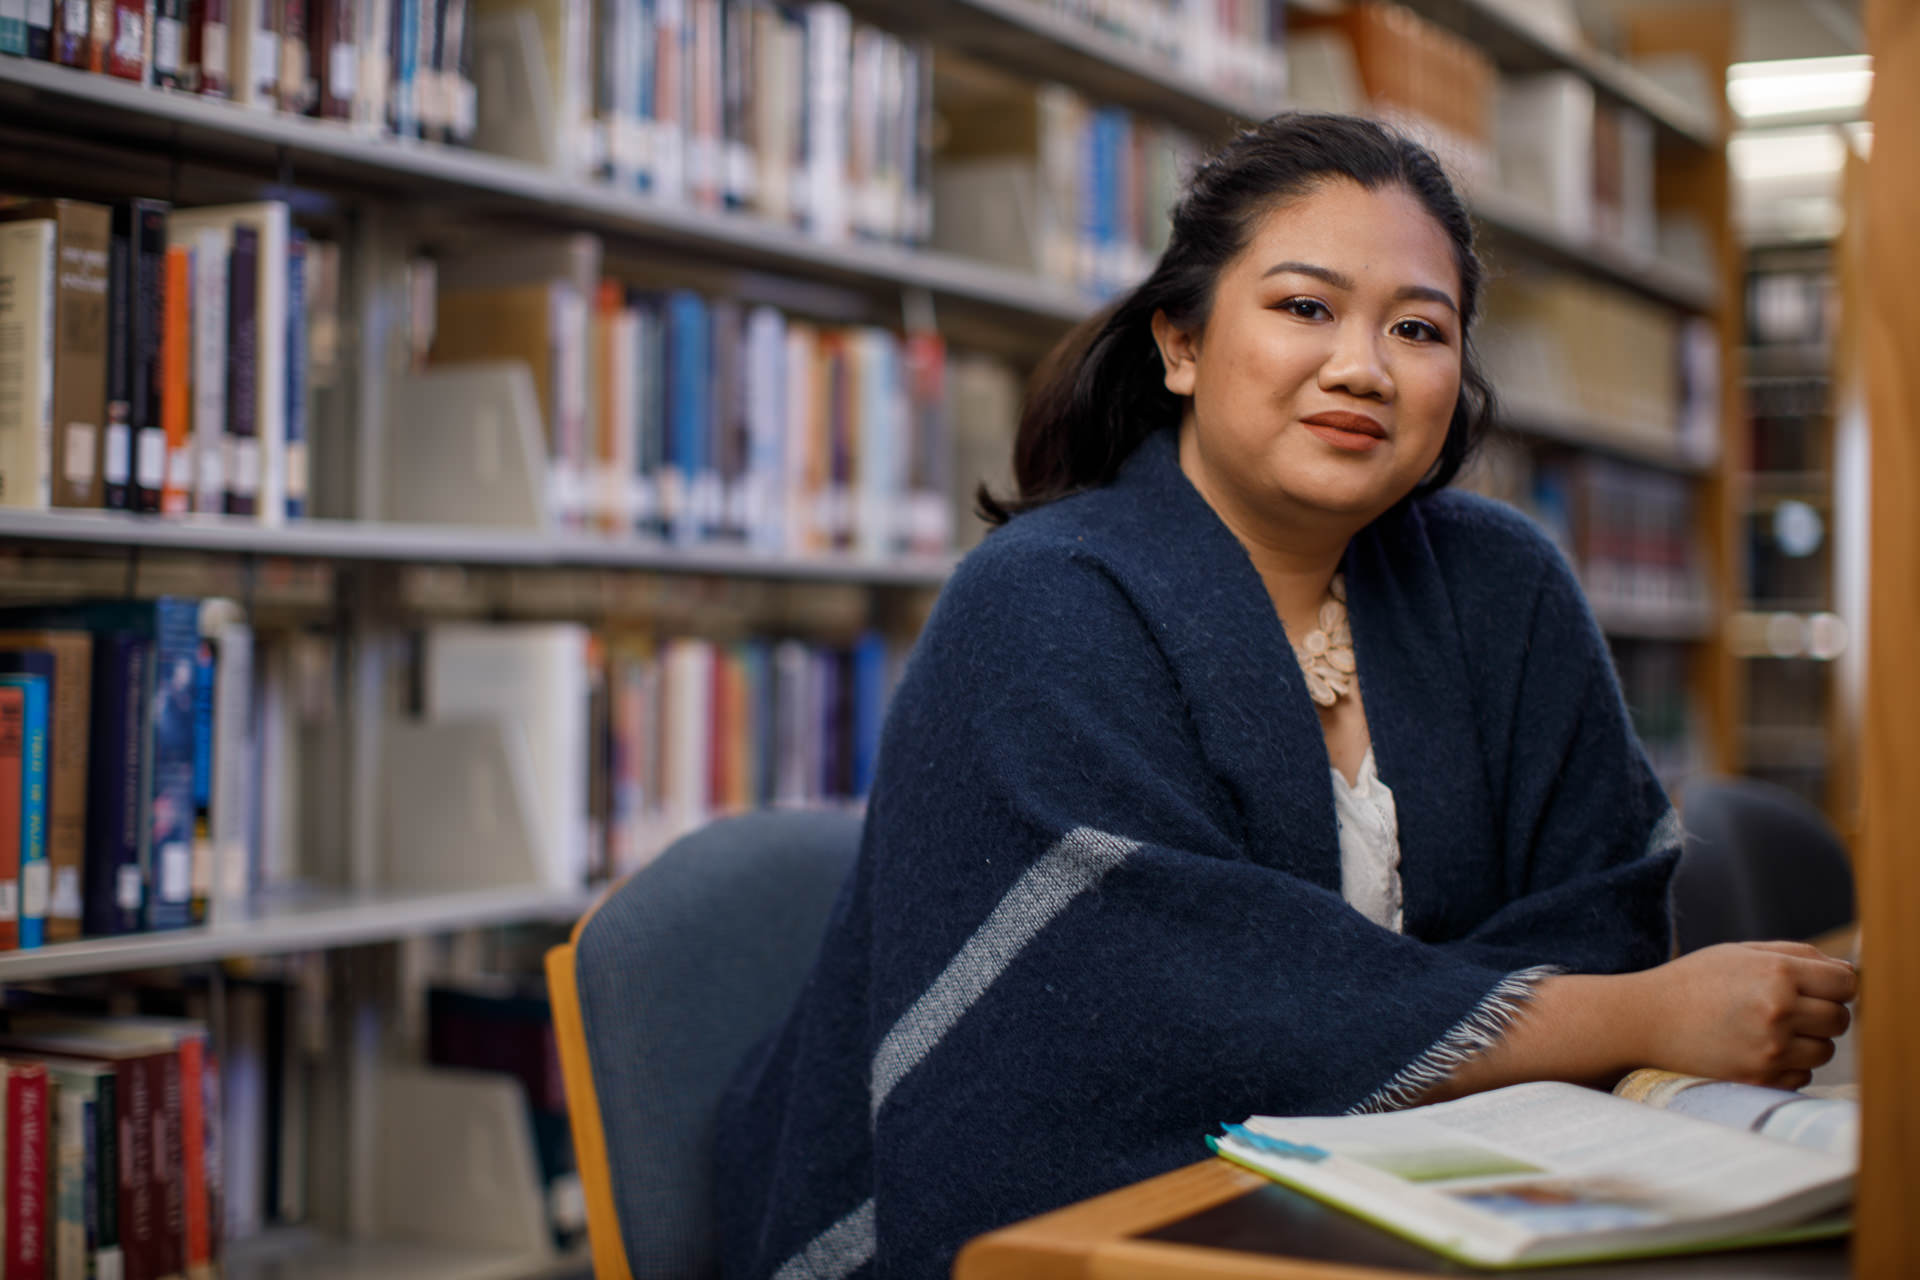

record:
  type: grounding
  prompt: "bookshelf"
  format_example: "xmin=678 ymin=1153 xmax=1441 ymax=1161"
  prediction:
xmin=0 ymin=2 xmax=1745 ymax=1277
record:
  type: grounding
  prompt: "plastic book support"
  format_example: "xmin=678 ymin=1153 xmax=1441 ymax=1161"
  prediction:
xmin=381 ymin=363 xmax=552 ymax=530
xmin=378 ymin=718 xmax=547 ymax=893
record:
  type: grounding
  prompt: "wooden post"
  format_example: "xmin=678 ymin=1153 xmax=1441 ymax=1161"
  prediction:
xmin=1856 ymin=0 xmax=1920 ymax=1274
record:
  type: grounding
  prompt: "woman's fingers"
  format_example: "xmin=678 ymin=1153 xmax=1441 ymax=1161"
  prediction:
xmin=1788 ymin=996 xmax=1852 ymax=1040
xmin=1786 ymin=954 xmax=1859 ymax=1004
xmin=1781 ymin=1033 xmax=1838 ymax=1072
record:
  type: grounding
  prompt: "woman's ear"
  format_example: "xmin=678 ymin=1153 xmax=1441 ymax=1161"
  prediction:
xmin=1151 ymin=310 xmax=1199 ymax=397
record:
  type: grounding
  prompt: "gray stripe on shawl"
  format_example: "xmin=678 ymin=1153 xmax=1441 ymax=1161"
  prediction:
xmin=771 ymin=828 xmax=1139 ymax=1280
xmin=770 ymin=1198 xmax=876 ymax=1280
xmin=1348 ymin=963 xmax=1564 ymax=1115
xmin=868 ymin=826 xmax=1140 ymax=1120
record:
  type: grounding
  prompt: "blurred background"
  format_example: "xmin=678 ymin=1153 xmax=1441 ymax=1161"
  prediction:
xmin=0 ymin=1 xmax=1882 ymax=1276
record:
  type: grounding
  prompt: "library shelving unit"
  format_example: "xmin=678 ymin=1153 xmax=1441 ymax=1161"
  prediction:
xmin=0 ymin=2 xmax=1740 ymax=1277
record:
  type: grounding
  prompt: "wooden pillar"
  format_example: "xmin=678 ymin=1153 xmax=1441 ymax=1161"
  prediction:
xmin=1857 ymin=0 xmax=1920 ymax=1275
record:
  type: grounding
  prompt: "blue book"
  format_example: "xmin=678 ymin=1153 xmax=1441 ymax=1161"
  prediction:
xmin=284 ymin=231 xmax=308 ymax=520
xmin=665 ymin=290 xmax=710 ymax=546
xmin=0 ymin=667 xmax=51 ymax=949
xmin=85 ymin=633 xmax=152 ymax=937
xmin=0 ymin=3 xmax=24 ymax=55
xmin=850 ymin=632 xmax=888 ymax=798
xmin=0 ymin=599 xmax=203 ymax=932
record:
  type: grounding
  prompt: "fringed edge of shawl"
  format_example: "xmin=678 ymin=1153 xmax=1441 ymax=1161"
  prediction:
xmin=1347 ymin=963 xmax=1566 ymax=1115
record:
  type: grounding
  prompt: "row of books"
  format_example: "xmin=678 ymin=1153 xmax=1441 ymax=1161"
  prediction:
xmin=1749 ymin=377 xmax=1829 ymax=473
xmin=418 ymin=622 xmax=898 ymax=891
xmin=0 ymin=196 xmax=338 ymax=524
xmin=0 ymin=596 xmax=259 ymax=947
xmin=1479 ymin=271 xmax=1720 ymax=457
xmin=1610 ymin=637 xmax=1703 ymax=792
xmin=580 ymin=1 xmax=934 ymax=244
xmin=931 ymin=75 xmax=1201 ymax=298
xmin=1040 ymin=0 xmax=1288 ymax=105
xmin=429 ymin=268 xmax=954 ymax=550
xmin=0 ymin=1008 xmax=227 ymax=1280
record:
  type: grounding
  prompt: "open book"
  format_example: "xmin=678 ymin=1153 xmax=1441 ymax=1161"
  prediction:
xmin=1211 ymin=1080 xmax=1852 ymax=1269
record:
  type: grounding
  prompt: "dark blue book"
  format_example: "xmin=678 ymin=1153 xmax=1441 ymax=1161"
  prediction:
xmin=850 ymin=632 xmax=889 ymax=799
xmin=665 ymin=290 xmax=710 ymax=546
xmin=284 ymin=231 xmax=308 ymax=521
xmin=0 ymin=599 xmax=202 ymax=932
xmin=83 ymin=633 xmax=151 ymax=937
xmin=0 ymin=664 xmax=51 ymax=949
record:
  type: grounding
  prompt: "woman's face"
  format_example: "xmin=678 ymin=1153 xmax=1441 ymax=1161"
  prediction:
xmin=1157 ymin=179 xmax=1465 ymax=533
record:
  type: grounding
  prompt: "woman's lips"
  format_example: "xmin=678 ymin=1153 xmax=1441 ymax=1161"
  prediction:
xmin=1300 ymin=412 xmax=1387 ymax=453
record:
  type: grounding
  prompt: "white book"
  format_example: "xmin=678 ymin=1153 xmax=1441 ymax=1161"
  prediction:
xmin=744 ymin=304 xmax=786 ymax=553
xmin=425 ymin=623 xmax=592 ymax=891
xmin=201 ymin=599 xmax=256 ymax=923
xmin=782 ymin=321 xmax=816 ymax=553
xmin=802 ymin=2 xmax=850 ymax=241
xmin=180 ymin=226 xmax=229 ymax=513
xmin=1496 ymin=72 xmax=1596 ymax=242
xmin=0 ymin=219 xmax=55 ymax=510
xmin=853 ymin=327 xmax=898 ymax=558
xmin=166 ymin=203 xmax=290 ymax=527
xmin=662 ymin=637 xmax=713 ymax=827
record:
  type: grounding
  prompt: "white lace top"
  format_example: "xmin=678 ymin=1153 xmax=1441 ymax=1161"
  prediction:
xmin=1332 ymin=747 xmax=1405 ymax=932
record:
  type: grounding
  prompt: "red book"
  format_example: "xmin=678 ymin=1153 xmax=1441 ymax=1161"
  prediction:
xmin=107 ymin=0 xmax=144 ymax=80
xmin=0 ymin=686 xmax=22 ymax=954
xmin=188 ymin=0 xmax=230 ymax=97
xmin=5 ymin=1059 xmax=50 ymax=1280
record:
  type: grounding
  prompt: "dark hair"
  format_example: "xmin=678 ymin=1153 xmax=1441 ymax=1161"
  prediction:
xmin=978 ymin=112 xmax=1496 ymax=525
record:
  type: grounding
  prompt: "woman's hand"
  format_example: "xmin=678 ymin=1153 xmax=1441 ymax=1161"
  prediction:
xmin=1630 ymin=941 xmax=1857 ymax=1090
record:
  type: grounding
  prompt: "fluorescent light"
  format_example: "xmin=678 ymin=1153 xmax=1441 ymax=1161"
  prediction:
xmin=1727 ymin=55 xmax=1872 ymax=122
xmin=1730 ymin=128 xmax=1849 ymax=182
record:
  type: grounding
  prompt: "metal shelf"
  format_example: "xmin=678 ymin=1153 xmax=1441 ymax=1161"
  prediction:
xmin=0 ymin=884 xmax=598 ymax=983
xmin=1498 ymin=397 xmax=1715 ymax=475
xmin=0 ymin=510 xmax=957 ymax=586
xmin=1393 ymin=0 xmax=1723 ymax=148
xmin=1470 ymin=185 xmax=1721 ymax=314
xmin=228 ymin=1228 xmax=590 ymax=1280
xmin=0 ymin=58 xmax=1091 ymax=331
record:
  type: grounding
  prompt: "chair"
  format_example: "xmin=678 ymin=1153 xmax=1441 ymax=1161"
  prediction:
xmin=546 ymin=808 xmax=863 ymax=1280
xmin=1671 ymin=776 xmax=1855 ymax=954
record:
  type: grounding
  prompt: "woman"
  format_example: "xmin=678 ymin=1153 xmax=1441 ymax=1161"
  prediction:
xmin=714 ymin=113 xmax=1855 ymax=1280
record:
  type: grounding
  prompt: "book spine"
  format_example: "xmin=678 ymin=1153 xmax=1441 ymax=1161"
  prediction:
xmin=107 ymin=0 xmax=143 ymax=79
xmin=249 ymin=0 xmax=281 ymax=106
xmin=121 ymin=1060 xmax=153 ymax=1280
xmin=189 ymin=640 xmax=213 ymax=923
xmin=150 ymin=1052 xmax=182 ymax=1280
xmin=0 ymin=687 xmax=22 ymax=951
xmin=313 ymin=0 xmax=354 ymax=119
xmin=127 ymin=203 xmax=168 ymax=515
xmin=81 ymin=635 xmax=149 ymax=937
xmin=53 ymin=0 xmax=87 ymax=62
xmin=160 ymin=246 xmax=191 ymax=516
xmin=103 ymin=231 xmax=132 ymax=511
xmin=282 ymin=233 xmax=306 ymax=521
xmin=176 ymin=1040 xmax=205 ymax=1280
xmin=52 ymin=1076 xmax=86 ymax=1280
xmin=94 ymin=1069 xmax=121 ymax=1280
xmin=26 ymin=0 xmax=51 ymax=57
xmin=0 ymin=0 xmax=24 ymax=56
xmin=10 ymin=675 xmax=50 ymax=951
xmin=46 ymin=206 xmax=111 ymax=512
xmin=0 ymin=219 xmax=56 ymax=511
xmin=144 ymin=602 xmax=199 ymax=933
xmin=223 ymin=226 xmax=258 ymax=519
xmin=187 ymin=231 xmax=226 ymax=515
xmin=85 ymin=0 xmax=109 ymax=68
xmin=7 ymin=1062 xmax=49 ymax=1280
xmin=32 ymin=634 xmax=90 ymax=945
xmin=277 ymin=0 xmax=308 ymax=111
xmin=152 ymin=0 xmax=184 ymax=87
xmin=189 ymin=0 xmax=228 ymax=97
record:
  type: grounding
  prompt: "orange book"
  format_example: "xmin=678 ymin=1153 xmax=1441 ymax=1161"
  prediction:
xmin=595 ymin=279 xmax=623 ymax=533
xmin=161 ymin=244 xmax=192 ymax=516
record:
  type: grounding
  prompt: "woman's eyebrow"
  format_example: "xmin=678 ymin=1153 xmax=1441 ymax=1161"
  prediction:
xmin=1261 ymin=261 xmax=1459 ymax=315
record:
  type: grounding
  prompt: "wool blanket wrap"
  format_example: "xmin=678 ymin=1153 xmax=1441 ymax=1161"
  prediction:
xmin=714 ymin=428 xmax=1679 ymax=1280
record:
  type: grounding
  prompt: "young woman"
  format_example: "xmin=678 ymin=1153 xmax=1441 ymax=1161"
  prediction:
xmin=713 ymin=113 xmax=1855 ymax=1280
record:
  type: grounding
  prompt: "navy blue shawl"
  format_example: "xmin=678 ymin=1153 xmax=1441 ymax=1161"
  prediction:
xmin=714 ymin=429 xmax=1678 ymax=1280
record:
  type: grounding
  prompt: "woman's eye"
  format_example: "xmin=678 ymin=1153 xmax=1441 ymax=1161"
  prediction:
xmin=1393 ymin=319 xmax=1443 ymax=343
xmin=1280 ymin=298 xmax=1329 ymax=320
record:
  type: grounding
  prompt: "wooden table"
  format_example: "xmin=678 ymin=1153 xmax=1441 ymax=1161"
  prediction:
xmin=955 ymin=1160 xmax=1848 ymax=1280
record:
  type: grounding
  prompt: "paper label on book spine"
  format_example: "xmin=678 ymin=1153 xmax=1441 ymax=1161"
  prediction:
xmin=153 ymin=12 xmax=181 ymax=70
xmin=61 ymin=0 xmax=85 ymax=37
xmin=26 ymin=0 xmax=48 ymax=26
xmin=116 ymin=864 xmax=142 ymax=911
xmin=284 ymin=439 xmax=308 ymax=503
xmin=21 ymin=860 xmax=48 ymax=919
xmin=253 ymin=29 xmax=279 ymax=89
xmin=50 ymin=867 xmax=80 ymax=921
xmin=166 ymin=445 xmax=192 ymax=492
xmin=135 ymin=426 xmax=166 ymax=489
xmin=95 ymin=1249 xmax=122 ymax=1280
xmin=103 ymin=422 xmax=130 ymax=485
xmin=227 ymin=437 xmax=259 ymax=496
xmin=201 ymin=20 xmax=226 ymax=78
xmin=329 ymin=40 xmax=357 ymax=97
xmin=160 ymin=839 xmax=190 ymax=903
xmin=0 ymin=882 xmax=18 ymax=924
xmin=112 ymin=9 xmax=141 ymax=63
xmin=63 ymin=423 xmax=96 ymax=486
xmin=196 ymin=439 xmax=224 ymax=509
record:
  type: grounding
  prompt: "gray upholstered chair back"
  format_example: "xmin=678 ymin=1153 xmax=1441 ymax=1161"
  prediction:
xmin=571 ymin=808 xmax=862 ymax=1277
xmin=1674 ymin=776 xmax=1854 ymax=953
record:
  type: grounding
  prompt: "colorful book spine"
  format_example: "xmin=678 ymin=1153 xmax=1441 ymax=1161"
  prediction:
xmin=106 ymin=0 xmax=143 ymax=79
xmin=0 ymin=687 xmax=21 ymax=952
xmin=224 ymin=225 xmax=259 ymax=518
xmin=153 ymin=0 xmax=187 ymax=88
xmin=0 ymin=632 xmax=92 ymax=946
xmin=161 ymin=245 xmax=192 ymax=516
xmin=83 ymin=634 xmax=150 ymax=938
xmin=24 ymin=0 xmax=51 ymax=57
xmin=52 ymin=0 xmax=87 ymax=62
xmin=0 ymin=0 xmax=24 ymax=55
xmin=0 ymin=670 xmax=50 ymax=951
xmin=147 ymin=601 xmax=202 ymax=932
xmin=283 ymin=231 xmax=307 ymax=521
xmin=188 ymin=0 xmax=229 ymax=97
xmin=5 ymin=1060 xmax=50 ymax=1280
